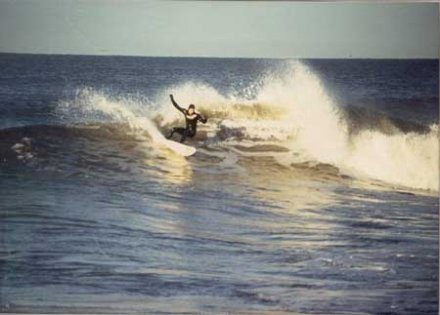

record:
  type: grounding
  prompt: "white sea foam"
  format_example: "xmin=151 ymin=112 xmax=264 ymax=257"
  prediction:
xmin=58 ymin=88 xmax=163 ymax=142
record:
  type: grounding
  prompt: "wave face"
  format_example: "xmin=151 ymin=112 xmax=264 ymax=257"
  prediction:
xmin=53 ymin=60 xmax=438 ymax=192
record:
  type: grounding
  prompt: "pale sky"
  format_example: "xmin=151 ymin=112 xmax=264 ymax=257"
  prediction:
xmin=0 ymin=0 xmax=438 ymax=58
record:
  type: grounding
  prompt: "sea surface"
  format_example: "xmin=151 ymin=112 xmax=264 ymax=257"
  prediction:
xmin=0 ymin=54 xmax=438 ymax=314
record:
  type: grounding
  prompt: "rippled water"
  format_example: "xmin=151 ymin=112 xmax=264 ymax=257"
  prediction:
xmin=1 ymin=126 xmax=437 ymax=314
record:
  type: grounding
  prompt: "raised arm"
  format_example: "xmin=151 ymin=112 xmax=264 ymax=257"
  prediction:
xmin=170 ymin=94 xmax=185 ymax=114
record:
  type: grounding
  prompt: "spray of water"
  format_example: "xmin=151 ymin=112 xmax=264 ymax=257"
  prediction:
xmin=58 ymin=88 xmax=164 ymax=141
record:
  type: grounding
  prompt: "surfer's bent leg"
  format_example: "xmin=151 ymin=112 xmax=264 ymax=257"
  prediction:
xmin=180 ymin=129 xmax=195 ymax=143
xmin=180 ymin=130 xmax=187 ymax=143
xmin=167 ymin=127 xmax=185 ymax=139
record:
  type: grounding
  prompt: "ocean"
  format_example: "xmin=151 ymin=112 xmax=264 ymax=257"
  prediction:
xmin=0 ymin=54 xmax=438 ymax=314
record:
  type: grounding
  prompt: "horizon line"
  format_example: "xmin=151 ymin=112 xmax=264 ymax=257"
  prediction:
xmin=0 ymin=51 xmax=438 ymax=60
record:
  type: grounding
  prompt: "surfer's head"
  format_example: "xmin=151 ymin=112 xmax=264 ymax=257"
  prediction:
xmin=188 ymin=104 xmax=195 ymax=115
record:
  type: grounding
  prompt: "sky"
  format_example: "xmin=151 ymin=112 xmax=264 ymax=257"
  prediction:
xmin=0 ymin=0 xmax=438 ymax=58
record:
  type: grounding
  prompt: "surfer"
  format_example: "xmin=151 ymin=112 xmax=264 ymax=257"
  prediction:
xmin=166 ymin=94 xmax=208 ymax=143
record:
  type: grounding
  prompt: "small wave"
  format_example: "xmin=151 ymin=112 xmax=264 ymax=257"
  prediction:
xmin=0 ymin=123 xmax=150 ymax=180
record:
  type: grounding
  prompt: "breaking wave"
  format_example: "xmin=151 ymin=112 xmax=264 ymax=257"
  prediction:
xmin=53 ymin=61 xmax=438 ymax=192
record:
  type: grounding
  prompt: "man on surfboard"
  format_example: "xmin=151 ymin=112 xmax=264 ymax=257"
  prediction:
xmin=166 ymin=94 xmax=208 ymax=143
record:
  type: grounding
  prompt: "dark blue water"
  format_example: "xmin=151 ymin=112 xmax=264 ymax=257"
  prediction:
xmin=0 ymin=54 xmax=438 ymax=314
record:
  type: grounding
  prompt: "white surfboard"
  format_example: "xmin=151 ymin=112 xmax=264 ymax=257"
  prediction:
xmin=135 ymin=117 xmax=196 ymax=157
xmin=159 ymin=138 xmax=197 ymax=157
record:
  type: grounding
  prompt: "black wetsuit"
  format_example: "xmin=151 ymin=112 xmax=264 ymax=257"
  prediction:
xmin=167 ymin=97 xmax=208 ymax=143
